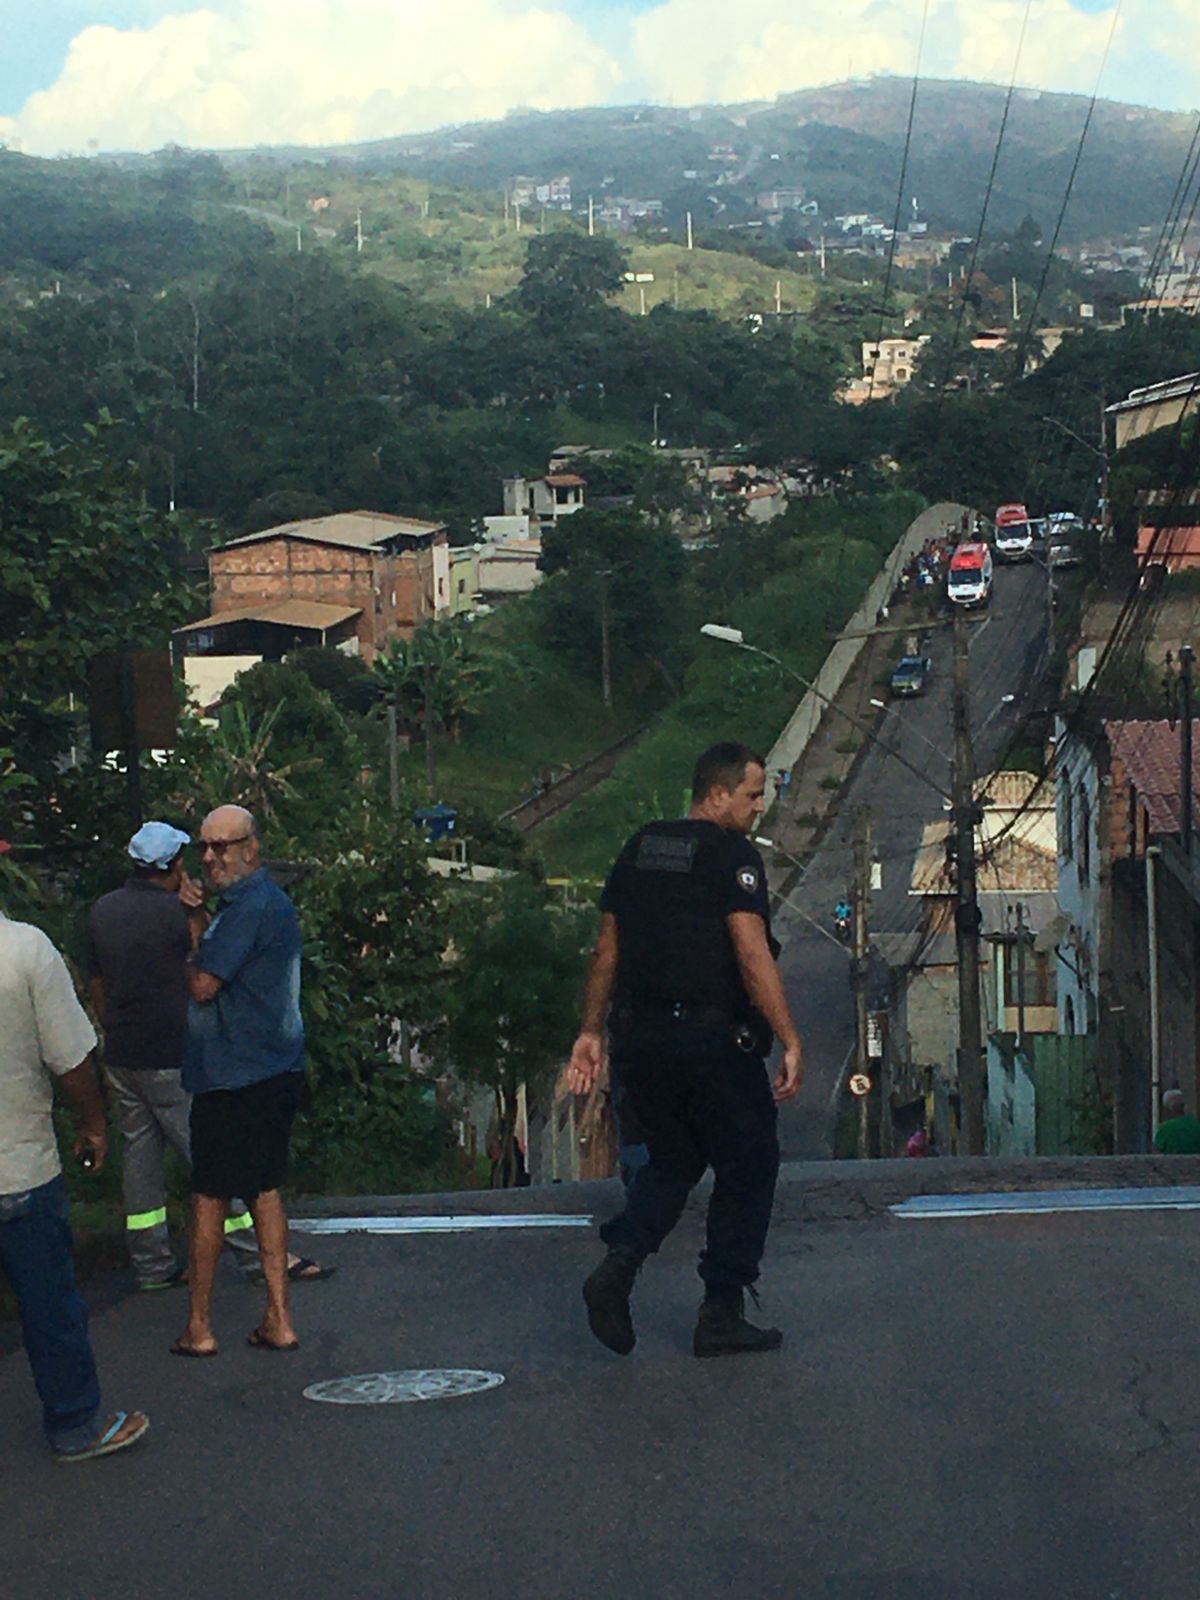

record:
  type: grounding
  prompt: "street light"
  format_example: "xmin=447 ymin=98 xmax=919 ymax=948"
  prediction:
xmin=652 ymin=391 xmax=672 ymax=447
xmin=700 ymin=623 xmax=952 ymax=804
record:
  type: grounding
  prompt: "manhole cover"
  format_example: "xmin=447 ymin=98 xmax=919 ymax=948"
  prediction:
xmin=303 ymin=1369 xmax=505 ymax=1406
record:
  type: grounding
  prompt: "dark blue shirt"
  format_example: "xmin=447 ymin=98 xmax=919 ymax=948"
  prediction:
xmin=184 ymin=868 xmax=304 ymax=1094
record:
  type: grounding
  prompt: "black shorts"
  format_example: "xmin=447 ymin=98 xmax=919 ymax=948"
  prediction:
xmin=190 ymin=1072 xmax=303 ymax=1202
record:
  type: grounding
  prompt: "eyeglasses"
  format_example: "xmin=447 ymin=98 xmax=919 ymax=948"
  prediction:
xmin=200 ymin=833 xmax=253 ymax=857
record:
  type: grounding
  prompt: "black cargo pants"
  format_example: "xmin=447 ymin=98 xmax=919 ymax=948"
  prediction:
xmin=599 ymin=1023 xmax=780 ymax=1294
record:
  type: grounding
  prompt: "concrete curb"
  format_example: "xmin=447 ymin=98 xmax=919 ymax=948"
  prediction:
xmin=295 ymin=1153 xmax=1200 ymax=1226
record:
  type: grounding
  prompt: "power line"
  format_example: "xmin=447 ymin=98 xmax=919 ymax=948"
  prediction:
xmin=865 ymin=0 xmax=932 ymax=406
xmin=1012 ymin=0 xmax=1124 ymax=376
xmin=1141 ymin=112 xmax=1200 ymax=308
xmin=933 ymin=1 xmax=1033 ymax=403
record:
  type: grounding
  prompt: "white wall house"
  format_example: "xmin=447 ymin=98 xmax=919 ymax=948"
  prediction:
xmin=1054 ymin=719 xmax=1103 ymax=1036
xmin=501 ymin=474 xmax=585 ymax=535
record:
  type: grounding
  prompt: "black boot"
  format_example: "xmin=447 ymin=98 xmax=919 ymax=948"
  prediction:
xmin=693 ymin=1289 xmax=782 ymax=1358
xmin=582 ymin=1246 xmax=642 ymax=1355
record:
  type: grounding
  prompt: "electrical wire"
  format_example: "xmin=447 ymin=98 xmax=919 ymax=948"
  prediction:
xmin=864 ymin=0 xmax=932 ymax=406
xmin=932 ymin=0 xmax=1033 ymax=404
xmin=1011 ymin=0 xmax=1124 ymax=376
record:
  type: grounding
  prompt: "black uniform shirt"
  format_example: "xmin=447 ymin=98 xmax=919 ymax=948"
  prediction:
xmin=600 ymin=819 xmax=775 ymax=1014
xmin=83 ymin=878 xmax=191 ymax=1072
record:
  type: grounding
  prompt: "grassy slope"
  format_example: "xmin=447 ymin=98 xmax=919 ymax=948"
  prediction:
xmin=534 ymin=524 xmax=910 ymax=882
xmin=387 ymin=599 xmax=660 ymax=820
xmin=234 ymin=167 xmax=821 ymax=315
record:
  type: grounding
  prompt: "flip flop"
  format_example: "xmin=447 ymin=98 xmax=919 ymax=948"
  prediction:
xmin=288 ymin=1257 xmax=335 ymax=1282
xmin=247 ymin=1328 xmax=300 ymax=1352
xmin=170 ymin=1338 xmax=218 ymax=1358
xmin=243 ymin=1257 xmax=335 ymax=1286
xmin=55 ymin=1410 xmax=150 ymax=1463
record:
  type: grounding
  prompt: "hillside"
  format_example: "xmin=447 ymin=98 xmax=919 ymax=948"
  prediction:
xmin=250 ymin=76 xmax=1198 ymax=245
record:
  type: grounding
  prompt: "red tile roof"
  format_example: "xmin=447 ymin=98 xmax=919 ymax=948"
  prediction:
xmin=1105 ymin=719 xmax=1200 ymax=835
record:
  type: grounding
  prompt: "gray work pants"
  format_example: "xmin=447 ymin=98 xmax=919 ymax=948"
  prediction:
xmin=103 ymin=1065 xmax=258 ymax=1286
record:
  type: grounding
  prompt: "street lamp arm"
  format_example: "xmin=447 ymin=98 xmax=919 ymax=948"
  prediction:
xmin=1040 ymin=415 xmax=1106 ymax=461
xmin=700 ymin=625 xmax=954 ymax=805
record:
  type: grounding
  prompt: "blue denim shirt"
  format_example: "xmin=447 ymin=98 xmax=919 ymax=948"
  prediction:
xmin=184 ymin=868 xmax=304 ymax=1094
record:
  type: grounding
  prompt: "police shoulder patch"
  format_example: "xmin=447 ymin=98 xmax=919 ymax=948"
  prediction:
xmin=736 ymin=865 xmax=759 ymax=893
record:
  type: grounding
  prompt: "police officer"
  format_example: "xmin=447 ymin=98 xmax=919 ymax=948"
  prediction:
xmin=567 ymin=741 xmax=804 ymax=1358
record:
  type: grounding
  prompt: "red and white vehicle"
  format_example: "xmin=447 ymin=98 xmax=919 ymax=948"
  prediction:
xmin=947 ymin=542 xmax=993 ymax=608
xmin=993 ymin=502 xmax=1034 ymax=562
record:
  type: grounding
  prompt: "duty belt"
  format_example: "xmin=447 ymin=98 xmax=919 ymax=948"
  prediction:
xmin=614 ymin=1001 xmax=737 ymax=1029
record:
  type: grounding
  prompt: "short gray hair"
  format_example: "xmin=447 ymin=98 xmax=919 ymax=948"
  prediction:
xmin=1163 ymin=1088 xmax=1186 ymax=1116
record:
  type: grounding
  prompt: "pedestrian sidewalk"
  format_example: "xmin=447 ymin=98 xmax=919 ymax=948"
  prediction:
xmin=761 ymin=591 xmax=934 ymax=897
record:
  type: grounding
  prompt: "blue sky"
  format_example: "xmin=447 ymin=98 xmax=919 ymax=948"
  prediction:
xmin=1 ymin=0 xmax=1195 ymax=156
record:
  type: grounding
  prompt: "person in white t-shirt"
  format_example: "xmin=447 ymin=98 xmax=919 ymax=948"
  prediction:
xmin=0 ymin=910 xmax=149 ymax=1461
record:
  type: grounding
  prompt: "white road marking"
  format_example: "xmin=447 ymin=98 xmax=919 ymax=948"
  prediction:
xmin=891 ymin=1186 xmax=1200 ymax=1220
xmin=303 ymin=1369 xmax=506 ymax=1405
xmin=291 ymin=1214 xmax=593 ymax=1235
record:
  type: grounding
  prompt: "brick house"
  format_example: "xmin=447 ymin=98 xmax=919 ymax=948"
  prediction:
xmin=177 ymin=511 xmax=451 ymax=670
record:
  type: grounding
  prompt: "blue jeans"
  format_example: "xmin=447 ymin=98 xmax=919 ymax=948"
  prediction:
xmin=0 ymin=1175 xmax=101 ymax=1453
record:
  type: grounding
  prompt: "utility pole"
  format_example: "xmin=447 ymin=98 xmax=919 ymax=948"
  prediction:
xmin=1011 ymin=276 xmax=1019 ymax=320
xmin=587 ymin=193 xmax=594 ymax=237
xmin=423 ymin=659 xmax=437 ymax=799
xmin=854 ymin=807 xmax=872 ymax=1158
xmin=686 ymin=211 xmax=694 ymax=252
xmin=775 ymin=278 xmax=782 ymax=315
xmin=1014 ymin=901 xmax=1027 ymax=1051
xmin=952 ymin=610 xmax=986 ymax=1154
xmin=819 ymin=233 xmax=827 ymax=277
xmin=386 ymin=700 xmax=401 ymax=813
xmin=1099 ymin=389 xmax=1110 ymax=539
xmin=1182 ymin=644 xmax=1195 ymax=854
xmin=598 ymin=569 xmax=613 ymax=709
xmin=355 ymin=208 xmax=364 ymax=254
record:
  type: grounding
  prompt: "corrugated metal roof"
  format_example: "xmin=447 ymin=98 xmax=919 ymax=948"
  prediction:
xmin=1108 ymin=373 xmax=1200 ymax=413
xmin=217 ymin=510 xmax=445 ymax=553
xmin=543 ymin=474 xmax=586 ymax=487
xmin=175 ymin=600 xmax=362 ymax=634
xmin=909 ymin=771 xmax=1057 ymax=896
xmin=1136 ymin=525 xmax=1200 ymax=559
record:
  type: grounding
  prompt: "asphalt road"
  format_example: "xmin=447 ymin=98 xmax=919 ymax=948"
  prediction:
xmin=775 ymin=546 xmax=1050 ymax=1160
xmin=5 ymin=1176 xmax=1199 ymax=1600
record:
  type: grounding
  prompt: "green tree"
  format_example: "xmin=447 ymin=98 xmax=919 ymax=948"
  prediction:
xmin=0 ymin=419 xmax=196 ymax=783
xmin=514 ymin=233 xmax=629 ymax=322
xmin=440 ymin=882 xmax=589 ymax=1186
xmin=536 ymin=507 xmax=686 ymax=699
xmin=290 ymin=814 xmax=454 ymax=1193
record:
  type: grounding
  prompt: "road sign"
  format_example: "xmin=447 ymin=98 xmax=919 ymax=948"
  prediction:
xmin=849 ymin=1072 xmax=872 ymax=1097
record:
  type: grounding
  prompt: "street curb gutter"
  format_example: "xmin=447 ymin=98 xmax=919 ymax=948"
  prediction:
xmin=296 ymin=1154 xmax=1200 ymax=1227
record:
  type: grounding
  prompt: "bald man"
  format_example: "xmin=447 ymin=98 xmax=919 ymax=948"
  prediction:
xmin=172 ymin=807 xmax=306 ymax=1357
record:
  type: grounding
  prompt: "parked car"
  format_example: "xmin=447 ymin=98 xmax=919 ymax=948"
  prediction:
xmin=890 ymin=655 xmax=933 ymax=697
xmin=1048 ymin=542 xmax=1082 ymax=569
xmin=1046 ymin=510 xmax=1084 ymax=536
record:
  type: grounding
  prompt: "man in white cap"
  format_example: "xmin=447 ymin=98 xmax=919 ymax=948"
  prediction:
xmin=84 ymin=822 xmax=328 ymax=1290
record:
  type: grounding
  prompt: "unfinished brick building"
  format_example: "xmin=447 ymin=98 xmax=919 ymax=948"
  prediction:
xmin=177 ymin=511 xmax=451 ymax=671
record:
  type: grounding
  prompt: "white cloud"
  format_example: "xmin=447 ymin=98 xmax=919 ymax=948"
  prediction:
xmin=0 ymin=0 xmax=1185 ymax=157
xmin=630 ymin=0 xmax=1124 ymax=107
xmin=2 ymin=0 xmax=622 ymax=154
